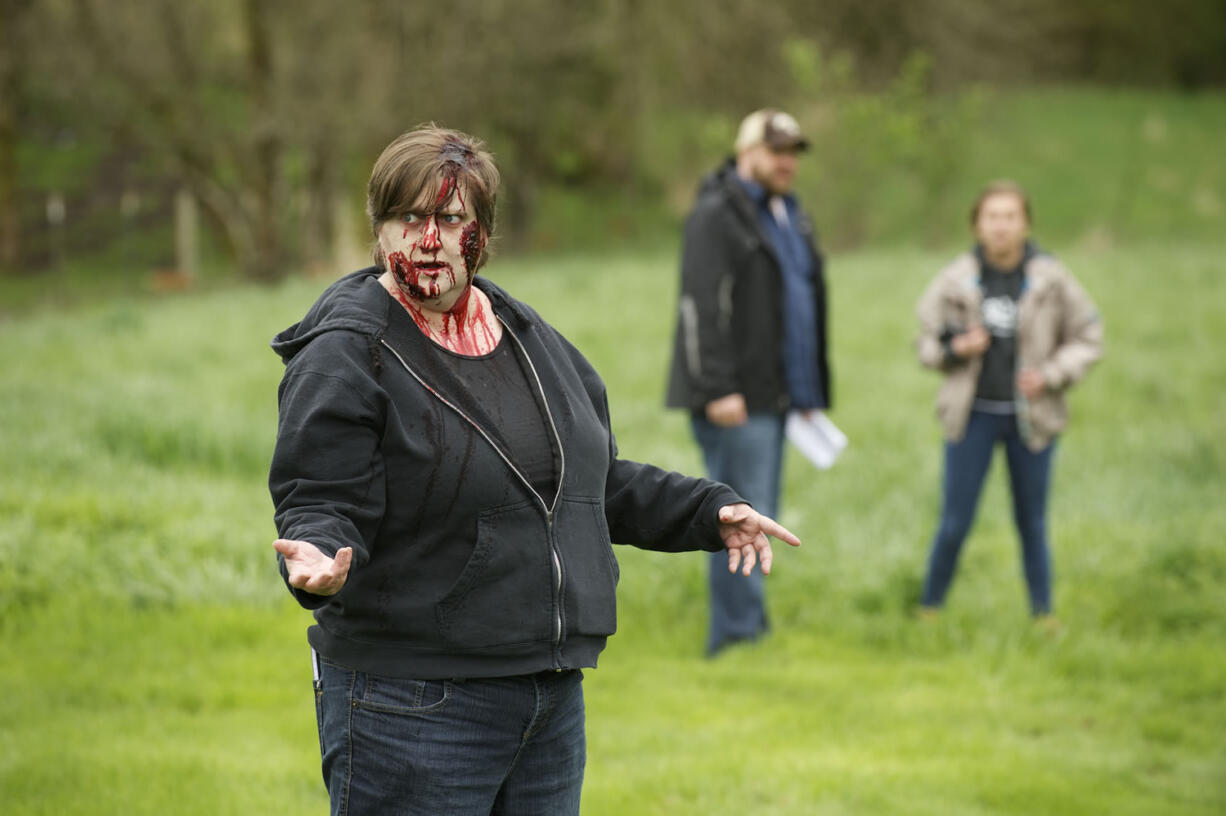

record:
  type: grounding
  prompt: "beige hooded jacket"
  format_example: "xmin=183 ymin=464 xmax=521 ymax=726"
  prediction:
xmin=916 ymin=251 xmax=1103 ymax=451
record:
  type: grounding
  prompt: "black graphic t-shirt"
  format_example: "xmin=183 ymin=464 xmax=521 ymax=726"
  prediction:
xmin=974 ymin=250 xmax=1026 ymax=403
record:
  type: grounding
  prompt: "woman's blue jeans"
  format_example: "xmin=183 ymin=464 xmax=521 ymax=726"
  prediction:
xmin=921 ymin=409 xmax=1057 ymax=615
xmin=314 ymin=656 xmax=586 ymax=815
xmin=691 ymin=412 xmax=785 ymax=655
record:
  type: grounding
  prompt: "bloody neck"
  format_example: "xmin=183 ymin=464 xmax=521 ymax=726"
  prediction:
xmin=386 ymin=275 xmax=501 ymax=356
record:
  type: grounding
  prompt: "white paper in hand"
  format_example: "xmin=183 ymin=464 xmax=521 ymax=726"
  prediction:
xmin=785 ymin=410 xmax=847 ymax=470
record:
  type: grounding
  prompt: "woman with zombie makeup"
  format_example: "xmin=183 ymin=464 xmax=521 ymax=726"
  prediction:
xmin=915 ymin=180 xmax=1103 ymax=623
xmin=268 ymin=125 xmax=800 ymax=815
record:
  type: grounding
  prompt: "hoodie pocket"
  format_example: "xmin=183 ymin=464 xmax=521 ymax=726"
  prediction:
xmin=435 ymin=500 xmax=554 ymax=650
xmin=556 ymin=497 xmax=620 ymax=638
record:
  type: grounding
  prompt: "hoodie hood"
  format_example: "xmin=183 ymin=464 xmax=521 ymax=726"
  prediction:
xmin=270 ymin=267 xmax=536 ymax=364
xmin=696 ymin=157 xmax=739 ymax=199
xmin=695 ymin=158 xmax=766 ymax=241
xmin=271 ymin=269 xmax=387 ymax=363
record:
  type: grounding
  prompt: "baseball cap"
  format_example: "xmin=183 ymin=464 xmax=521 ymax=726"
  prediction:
xmin=734 ymin=109 xmax=809 ymax=153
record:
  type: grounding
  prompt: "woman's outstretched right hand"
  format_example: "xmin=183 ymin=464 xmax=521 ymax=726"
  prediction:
xmin=273 ymin=539 xmax=353 ymax=596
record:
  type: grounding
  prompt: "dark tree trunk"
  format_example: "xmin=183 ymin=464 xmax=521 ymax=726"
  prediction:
xmin=0 ymin=0 xmax=32 ymax=273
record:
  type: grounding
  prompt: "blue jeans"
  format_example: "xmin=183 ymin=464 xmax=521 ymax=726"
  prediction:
xmin=921 ymin=410 xmax=1057 ymax=615
xmin=314 ymin=656 xmax=586 ymax=815
xmin=691 ymin=412 xmax=785 ymax=655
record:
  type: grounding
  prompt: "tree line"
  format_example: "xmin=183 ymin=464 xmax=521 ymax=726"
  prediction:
xmin=2 ymin=0 xmax=1224 ymax=280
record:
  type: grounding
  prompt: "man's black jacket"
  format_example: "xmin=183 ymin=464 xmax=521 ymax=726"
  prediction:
xmin=666 ymin=158 xmax=831 ymax=413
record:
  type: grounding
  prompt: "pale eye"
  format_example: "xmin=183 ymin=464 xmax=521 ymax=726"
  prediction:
xmin=401 ymin=212 xmax=423 ymax=224
xmin=439 ymin=213 xmax=464 ymax=225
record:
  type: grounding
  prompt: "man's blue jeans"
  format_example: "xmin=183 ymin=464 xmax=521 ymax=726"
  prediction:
xmin=691 ymin=412 xmax=785 ymax=656
xmin=921 ymin=409 xmax=1057 ymax=615
xmin=314 ymin=656 xmax=585 ymax=815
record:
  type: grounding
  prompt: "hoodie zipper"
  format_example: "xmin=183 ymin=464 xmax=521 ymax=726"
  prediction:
xmin=379 ymin=318 xmax=569 ymax=657
xmin=499 ymin=320 xmax=569 ymax=656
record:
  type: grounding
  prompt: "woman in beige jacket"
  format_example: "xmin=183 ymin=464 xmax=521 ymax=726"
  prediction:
xmin=916 ymin=181 xmax=1102 ymax=617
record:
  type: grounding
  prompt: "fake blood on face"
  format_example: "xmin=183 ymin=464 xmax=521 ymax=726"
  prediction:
xmin=434 ymin=172 xmax=457 ymax=209
xmin=387 ymin=232 xmax=496 ymax=356
xmin=460 ymin=221 xmax=483 ymax=274
xmin=382 ymin=155 xmax=496 ymax=354
xmin=433 ymin=159 xmax=468 ymax=212
xmin=388 ymin=250 xmax=452 ymax=301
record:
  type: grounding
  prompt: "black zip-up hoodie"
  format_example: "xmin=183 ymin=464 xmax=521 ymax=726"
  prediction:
xmin=270 ymin=269 xmax=742 ymax=679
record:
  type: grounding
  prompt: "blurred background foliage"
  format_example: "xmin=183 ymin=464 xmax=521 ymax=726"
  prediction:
xmin=1 ymin=0 xmax=1225 ymax=284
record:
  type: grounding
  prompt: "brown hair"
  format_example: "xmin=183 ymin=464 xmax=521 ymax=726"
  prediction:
xmin=970 ymin=180 xmax=1032 ymax=226
xmin=366 ymin=124 xmax=500 ymax=270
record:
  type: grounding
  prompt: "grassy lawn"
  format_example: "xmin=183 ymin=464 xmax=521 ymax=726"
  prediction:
xmin=1 ymin=236 xmax=1223 ymax=813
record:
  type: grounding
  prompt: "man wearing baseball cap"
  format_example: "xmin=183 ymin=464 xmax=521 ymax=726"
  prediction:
xmin=666 ymin=109 xmax=831 ymax=657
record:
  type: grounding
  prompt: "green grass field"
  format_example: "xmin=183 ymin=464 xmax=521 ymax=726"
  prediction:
xmin=1 ymin=235 xmax=1223 ymax=813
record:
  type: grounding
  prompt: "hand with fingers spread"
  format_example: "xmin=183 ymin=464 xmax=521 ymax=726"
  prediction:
xmin=273 ymin=538 xmax=353 ymax=596
xmin=716 ymin=502 xmax=801 ymax=577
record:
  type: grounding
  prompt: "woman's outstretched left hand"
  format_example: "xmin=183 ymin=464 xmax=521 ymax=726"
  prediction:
xmin=716 ymin=502 xmax=802 ymax=576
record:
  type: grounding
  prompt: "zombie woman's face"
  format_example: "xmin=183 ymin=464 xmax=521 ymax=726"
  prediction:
xmin=378 ymin=177 xmax=486 ymax=313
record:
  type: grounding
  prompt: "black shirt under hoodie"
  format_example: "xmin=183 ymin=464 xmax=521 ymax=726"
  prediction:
xmin=422 ymin=334 xmax=559 ymax=502
xmin=269 ymin=269 xmax=742 ymax=680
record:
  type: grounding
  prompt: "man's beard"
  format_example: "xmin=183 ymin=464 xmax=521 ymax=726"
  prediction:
xmin=755 ymin=170 xmax=792 ymax=196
